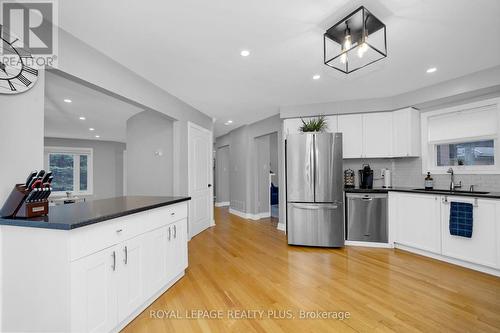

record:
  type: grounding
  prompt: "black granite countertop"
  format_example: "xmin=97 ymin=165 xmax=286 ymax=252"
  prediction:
xmin=344 ymin=187 xmax=500 ymax=199
xmin=0 ymin=196 xmax=191 ymax=230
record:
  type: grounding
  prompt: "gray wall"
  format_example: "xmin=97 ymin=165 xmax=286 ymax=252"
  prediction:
xmin=44 ymin=137 xmax=125 ymax=200
xmin=126 ymin=110 xmax=174 ymax=196
xmin=215 ymin=114 xmax=283 ymax=219
xmin=215 ymin=146 xmax=230 ymax=203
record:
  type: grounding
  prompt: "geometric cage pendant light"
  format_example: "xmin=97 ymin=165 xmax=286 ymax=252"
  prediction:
xmin=324 ymin=6 xmax=387 ymax=74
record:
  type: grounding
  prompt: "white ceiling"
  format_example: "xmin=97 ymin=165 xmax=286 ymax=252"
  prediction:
xmin=58 ymin=0 xmax=500 ymax=136
xmin=44 ymin=71 xmax=144 ymax=142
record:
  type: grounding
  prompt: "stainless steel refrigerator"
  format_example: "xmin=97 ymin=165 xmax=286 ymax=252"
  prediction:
xmin=286 ymin=132 xmax=344 ymax=247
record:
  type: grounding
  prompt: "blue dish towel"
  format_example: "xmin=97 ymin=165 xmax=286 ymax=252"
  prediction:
xmin=449 ymin=201 xmax=473 ymax=238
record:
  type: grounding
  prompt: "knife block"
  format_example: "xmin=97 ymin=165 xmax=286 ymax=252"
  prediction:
xmin=0 ymin=184 xmax=49 ymax=218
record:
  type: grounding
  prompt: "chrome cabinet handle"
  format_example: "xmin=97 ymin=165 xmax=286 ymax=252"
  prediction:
xmin=173 ymin=225 xmax=177 ymax=238
xmin=361 ymin=197 xmax=373 ymax=201
xmin=111 ymin=251 xmax=116 ymax=271
xmin=124 ymin=246 xmax=128 ymax=265
xmin=168 ymin=226 xmax=171 ymax=241
xmin=116 ymin=229 xmax=123 ymax=233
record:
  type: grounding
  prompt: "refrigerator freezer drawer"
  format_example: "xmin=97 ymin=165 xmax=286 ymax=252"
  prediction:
xmin=287 ymin=202 xmax=344 ymax=247
xmin=346 ymin=193 xmax=388 ymax=243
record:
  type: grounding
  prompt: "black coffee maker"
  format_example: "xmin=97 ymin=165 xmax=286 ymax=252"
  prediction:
xmin=358 ymin=164 xmax=374 ymax=189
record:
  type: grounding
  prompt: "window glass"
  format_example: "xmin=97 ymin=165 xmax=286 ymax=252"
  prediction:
xmin=436 ymin=140 xmax=494 ymax=166
xmin=80 ymin=155 xmax=88 ymax=191
xmin=49 ymin=154 xmax=74 ymax=191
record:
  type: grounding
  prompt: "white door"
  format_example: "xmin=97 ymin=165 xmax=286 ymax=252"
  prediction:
xmin=117 ymin=235 xmax=145 ymax=323
xmin=188 ymin=122 xmax=213 ymax=238
xmin=71 ymin=246 xmax=118 ymax=333
xmin=337 ymin=114 xmax=363 ymax=158
xmin=394 ymin=193 xmax=442 ymax=253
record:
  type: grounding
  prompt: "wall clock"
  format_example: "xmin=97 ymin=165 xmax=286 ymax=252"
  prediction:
xmin=0 ymin=29 xmax=39 ymax=95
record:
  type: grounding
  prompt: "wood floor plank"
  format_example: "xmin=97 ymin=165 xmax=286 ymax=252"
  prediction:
xmin=122 ymin=207 xmax=500 ymax=333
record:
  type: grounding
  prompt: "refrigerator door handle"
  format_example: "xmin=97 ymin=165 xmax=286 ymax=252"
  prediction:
xmin=290 ymin=203 xmax=339 ymax=210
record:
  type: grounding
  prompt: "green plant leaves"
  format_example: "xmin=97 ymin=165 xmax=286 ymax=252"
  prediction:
xmin=299 ymin=115 xmax=327 ymax=132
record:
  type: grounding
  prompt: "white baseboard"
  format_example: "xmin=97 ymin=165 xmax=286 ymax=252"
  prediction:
xmin=214 ymin=201 xmax=230 ymax=207
xmin=345 ymin=240 xmax=393 ymax=248
xmin=395 ymin=243 xmax=500 ymax=277
xmin=277 ymin=223 xmax=286 ymax=232
xmin=229 ymin=208 xmax=271 ymax=221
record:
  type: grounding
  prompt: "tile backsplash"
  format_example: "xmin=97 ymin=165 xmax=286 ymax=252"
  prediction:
xmin=344 ymin=157 xmax=500 ymax=192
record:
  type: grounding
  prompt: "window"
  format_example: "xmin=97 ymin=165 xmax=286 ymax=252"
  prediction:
xmin=44 ymin=147 xmax=93 ymax=195
xmin=421 ymin=98 xmax=500 ymax=174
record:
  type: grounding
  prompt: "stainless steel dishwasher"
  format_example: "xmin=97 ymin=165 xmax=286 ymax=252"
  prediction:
xmin=346 ymin=193 xmax=388 ymax=243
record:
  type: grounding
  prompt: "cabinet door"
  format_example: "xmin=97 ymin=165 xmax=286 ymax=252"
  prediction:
xmin=393 ymin=108 xmax=420 ymax=157
xmin=363 ymin=112 xmax=393 ymax=158
xmin=394 ymin=193 xmax=441 ymax=253
xmin=166 ymin=220 xmax=189 ymax=283
xmin=142 ymin=225 xmax=168 ymax=295
xmin=337 ymin=114 xmax=363 ymax=158
xmin=117 ymin=235 xmax=145 ymax=323
xmin=71 ymin=246 xmax=118 ymax=333
xmin=441 ymin=197 xmax=497 ymax=267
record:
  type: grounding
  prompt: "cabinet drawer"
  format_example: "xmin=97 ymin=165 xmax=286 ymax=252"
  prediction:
xmin=70 ymin=203 xmax=188 ymax=261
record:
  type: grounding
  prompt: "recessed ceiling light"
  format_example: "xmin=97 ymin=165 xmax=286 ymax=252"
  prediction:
xmin=95 ymin=135 xmax=100 ymax=138
xmin=313 ymin=74 xmax=321 ymax=80
xmin=240 ymin=50 xmax=250 ymax=57
xmin=89 ymin=128 xmax=95 ymax=131
xmin=64 ymin=99 xmax=72 ymax=103
xmin=426 ymin=67 xmax=437 ymax=73
xmin=227 ymin=120 xmax=233 ymax=124
xmin=79 ymin=116 xmax=86 ymax=120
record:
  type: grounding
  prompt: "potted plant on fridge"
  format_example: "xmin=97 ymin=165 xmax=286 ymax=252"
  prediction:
xmin=299 ymin=115 xmax=328 ymax=132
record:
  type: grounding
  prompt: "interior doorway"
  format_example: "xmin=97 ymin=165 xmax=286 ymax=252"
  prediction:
xmin=254 ymin=132 xmax=279 ymax=222
xmin=215 ymin=146 xmax=230 ymax=207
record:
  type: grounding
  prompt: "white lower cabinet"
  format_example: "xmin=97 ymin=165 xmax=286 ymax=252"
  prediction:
xmin=441 ymin=197 xmax=497 ymax=268
xmin=390 ymin=192 xmax=500 ymax=274
xmin=71 ymin=245 xmax=119 ymax=333
xmin=392 ymin=192 xmax=441 ymax=253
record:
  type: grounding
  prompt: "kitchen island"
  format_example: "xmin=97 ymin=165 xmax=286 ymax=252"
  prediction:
xmin=0 ymin=196 xmax=190 ymax=333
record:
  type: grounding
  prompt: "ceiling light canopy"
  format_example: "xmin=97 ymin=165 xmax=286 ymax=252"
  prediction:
xmin=240 ymin=50 xmax=250 ymax=57
xmin=64 ymin=99 xmax=72 ymax=103
xmin=324 ymin=6 xmax=387 ymax=74
xmin=426 ymin=67 xmax=437 ymax=73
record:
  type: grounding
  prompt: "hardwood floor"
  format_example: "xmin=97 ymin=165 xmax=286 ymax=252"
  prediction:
xmin=122 ymin=207 xmax=500 ymax=332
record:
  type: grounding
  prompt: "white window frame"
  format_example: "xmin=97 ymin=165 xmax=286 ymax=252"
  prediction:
xmin=421 ymin=98 xmax=500 ymax=174
xmin=44 ymin=146 xmax=94 ymax=196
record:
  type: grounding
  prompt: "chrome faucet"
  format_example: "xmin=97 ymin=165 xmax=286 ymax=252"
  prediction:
xmin=447 ymin=168 xmax=462 ymax=191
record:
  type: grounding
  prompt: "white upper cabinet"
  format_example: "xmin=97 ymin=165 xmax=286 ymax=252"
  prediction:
xmin=285 ymin=108 xmax=420 ymax=159
xmin=363 ymin=112 xmax=393 ymax=158
xmin=337 ymin=114 xmax=363 ymax=158
xmin=393 ymin=108 xmax=420 ymax=157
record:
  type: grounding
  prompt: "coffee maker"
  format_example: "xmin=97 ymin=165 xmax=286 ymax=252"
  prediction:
xmin=358 ymin=164 xmax=374 ymax=189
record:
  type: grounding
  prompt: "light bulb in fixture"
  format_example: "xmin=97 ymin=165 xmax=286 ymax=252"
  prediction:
xmin=357 ymin=30 xmax=369 ymax=58
xmin=89 ymin=128 xmax=95 ymax=131
xmin=426 ymin=67 xmax=437 ymax=73
xmin=79 ymin=116 xmax=86 ymax=120
xmin=240 ymin=50 xmax=250 ymax=57
xmin=95 ymin=135 xmax=100 ymax=138
xmin=227 ymin=120 xmax=233 ymax=124
xmin=64 ymin=99 xmax=72 ymax=103
xmin=312 ymin=74 xmax=320 ymax=80
xmin=340 ymin=50 xmax=347 ymax=64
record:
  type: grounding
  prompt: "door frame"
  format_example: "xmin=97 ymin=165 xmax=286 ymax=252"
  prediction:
xmin=187 ymin=121 xmax=214 ymax=239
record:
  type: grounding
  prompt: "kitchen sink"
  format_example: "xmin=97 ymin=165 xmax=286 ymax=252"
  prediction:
xmin=412 ymin=188 xmax=490 ymax=195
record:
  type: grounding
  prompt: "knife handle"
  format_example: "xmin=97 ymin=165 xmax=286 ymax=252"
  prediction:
xmin=25 ymin=171 xmax=37 ymax=186
xmin=42 ymin=171 xmax=52 ymax=183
